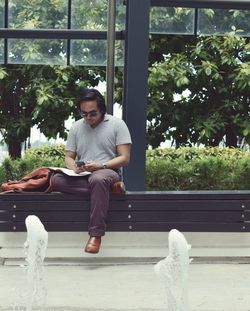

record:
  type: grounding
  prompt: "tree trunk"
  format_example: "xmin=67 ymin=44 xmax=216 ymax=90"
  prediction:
xmin=4 ymin=85 xmax=27 ymax=158
xmin=225 ymin=123 xmax=237 ymax=147
xmin=8 ymin=139 xmax=22 ymax=159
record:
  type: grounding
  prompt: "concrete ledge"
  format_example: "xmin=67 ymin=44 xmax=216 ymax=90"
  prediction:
xmin=1 ymin=231 xmax=250 ymax=259
xmin=3 ymin=256 xmax=250 ymax=267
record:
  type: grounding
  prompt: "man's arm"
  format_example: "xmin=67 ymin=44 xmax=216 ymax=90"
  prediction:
xmin=84 ymin=144 xmax=131 ymax=172
xmin=65 ymin=150 xmax=79 ymax=172
xmin=104 ymin=144 xmax=131 ymax=169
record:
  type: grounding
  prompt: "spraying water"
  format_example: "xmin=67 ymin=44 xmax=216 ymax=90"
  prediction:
xmin=154 ymin=229 xmax=192 ymax=311
xmin=24 ymin=215 xmax=48 ymax=311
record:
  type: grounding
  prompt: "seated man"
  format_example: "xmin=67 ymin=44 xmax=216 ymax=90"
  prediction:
xmin=51 ymin=88 xmax=132 ymax=254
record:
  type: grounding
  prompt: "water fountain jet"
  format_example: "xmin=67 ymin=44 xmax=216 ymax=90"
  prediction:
xmin=154 ymin=229 xmax=192 ymax=311
xmin=24 ymin=215 xmax=48 ymax=311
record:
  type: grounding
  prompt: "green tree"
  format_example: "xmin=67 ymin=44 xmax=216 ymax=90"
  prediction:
xmin=148 ymin=33 xmax=250 ymax=148
xmin=0 ymin=64 xmax=105 ymax=158
xmin=1 ymin=0 xmax=125 ymax=158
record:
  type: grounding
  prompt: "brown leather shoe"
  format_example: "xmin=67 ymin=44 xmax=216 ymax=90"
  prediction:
xmin=84 ymin=236 xmax=101 ymax=254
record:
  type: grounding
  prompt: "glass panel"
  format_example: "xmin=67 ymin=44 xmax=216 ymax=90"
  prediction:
xmin=150 ymin=7 xmax=195 ymax=34
xmin=198 ymin=9 xmax=250 ymax=36
xmin=116 ymin=0 xmax=126 ymax=31
xmin=71 ymin=39 xmax=124 ymax=66
xmin=8 ymin=39 xmax=67 ymax=65
xmin=71 ymin=40 xmax=107 ymax=65
xmin=0 ymin=0 xmax=4 ymax=27
xmin=72 ymin=0 xmax=125 ymax=31
xmin=0 ymin=39 xmax=4 ymax=63
xmin=8 ymin=0 xmax=67 ymax=29
xmin=115 ymin=40 xmax=124 ymax=67
xmin=72 ymin=0 xmax=108 ymax=30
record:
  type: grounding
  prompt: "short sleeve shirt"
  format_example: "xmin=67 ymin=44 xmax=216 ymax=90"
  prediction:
xmin=66 ymin=114 xmax=132 ymax=164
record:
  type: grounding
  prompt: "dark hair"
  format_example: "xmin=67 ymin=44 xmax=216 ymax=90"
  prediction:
xmin=76 ymin=88 xmax=106 ymax=115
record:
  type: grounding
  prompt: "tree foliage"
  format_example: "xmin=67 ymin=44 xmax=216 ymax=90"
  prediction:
xmin=0 ymin=64 xmax=105 ymax=158
xmin=1 ymin=2 xmax=250 ymax=156
xmin=0 ymin=0 xmax=125 ymax=158
xmin=148 ymin=33 xmax=250 ymax=148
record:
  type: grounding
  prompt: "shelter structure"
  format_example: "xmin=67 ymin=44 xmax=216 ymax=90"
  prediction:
xmin=1 ymin=0 xmax=250 ymax=190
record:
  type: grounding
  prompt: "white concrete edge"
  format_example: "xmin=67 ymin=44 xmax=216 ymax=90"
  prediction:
xmin=1 ymin=231 xmax=250 ymax=259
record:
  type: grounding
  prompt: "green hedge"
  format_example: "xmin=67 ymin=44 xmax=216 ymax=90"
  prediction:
xmin=146 ymin=147 xmax=250 ymax=190
xmin=0 ymin=145 xmax=65 ymax=184
xmin=1 ymin=145 xmax=250 ymax=190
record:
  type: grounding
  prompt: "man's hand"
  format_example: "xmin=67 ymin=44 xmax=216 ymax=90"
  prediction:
xmin=84 ymin=161 xmax=102 ymax=172
xmin=74 ymin=163 xmax=86 ymax=174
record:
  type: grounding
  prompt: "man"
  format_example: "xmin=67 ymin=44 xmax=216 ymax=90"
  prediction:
xmin=51 ymin=88 xmax=132 ymax=254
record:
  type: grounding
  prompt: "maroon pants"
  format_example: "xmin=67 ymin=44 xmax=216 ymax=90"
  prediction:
xmin=51 ymin=169 xmax=120 ymax=236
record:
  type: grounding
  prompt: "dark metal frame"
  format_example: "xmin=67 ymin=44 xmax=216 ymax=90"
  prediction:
xmin=0 ymin=29 xmax=124 ymax=40
xmin=1 ymin=0 xmax=250 ymax=190
xmin=0 ymin=4 xmax=124 ymax=66
xmin=123 ymin=0 xmax=250 ymax=190
xmin=151 ymin=0 xmax=250 ymax=9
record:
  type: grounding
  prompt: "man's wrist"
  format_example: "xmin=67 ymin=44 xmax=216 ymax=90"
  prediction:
xmin=102 ymin=163 xmax=108 ymax=169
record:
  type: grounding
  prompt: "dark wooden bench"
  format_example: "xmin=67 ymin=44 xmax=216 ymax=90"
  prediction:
xmin=1 ymin=190 xmax=250 ymax=232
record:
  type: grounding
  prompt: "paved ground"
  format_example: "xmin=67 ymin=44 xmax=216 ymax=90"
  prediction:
xmin=1 ymin=258 xmax=250 ymax=310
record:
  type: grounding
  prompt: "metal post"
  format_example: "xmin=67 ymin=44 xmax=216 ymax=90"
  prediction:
xmin=106 ymin=0 xmax=116 ymax=114
xmin=123 ymin=0 xmax=150 ymax=190
xmin=67 ymin=0 xmax=72 ymax=66
xmin=4 ymin=0 xmax=8 ymax=64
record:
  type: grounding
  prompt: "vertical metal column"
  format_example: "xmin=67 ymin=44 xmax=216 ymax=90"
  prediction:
xmin=106 ymin=0 xmax=116 ymax=114
xmin=4 ymin=0 xmax=8 ymax=64
xmin=67 ymin=0 xmax=72 ymax=66
xmin=123 ymin=0 xmax=150 ymax=190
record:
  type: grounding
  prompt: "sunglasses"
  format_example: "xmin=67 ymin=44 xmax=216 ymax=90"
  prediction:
xmin=79 ymin=110 xmax=98 ymax=118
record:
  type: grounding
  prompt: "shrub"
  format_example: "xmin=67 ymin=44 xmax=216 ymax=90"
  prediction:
xmin=25 ymin=144 xmax=65 ymax=160
xmin=146 ymin=147 xmax=250 ymax=190
xmin=1 ymin=145 xmax=250 ymax=190
xmin=0 ymin=144 xmax=65 ymax=185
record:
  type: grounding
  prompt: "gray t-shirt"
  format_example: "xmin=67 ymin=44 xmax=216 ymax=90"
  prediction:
xmin=66 ymin=114 xmax=132 ymax=164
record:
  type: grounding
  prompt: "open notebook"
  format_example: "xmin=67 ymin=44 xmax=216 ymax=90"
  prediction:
xmin=49 ymin=167 xmax=91 ymax=177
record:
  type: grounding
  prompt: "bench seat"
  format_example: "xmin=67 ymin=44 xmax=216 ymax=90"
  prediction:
xmin=1 ymin=190 xmax=250 ymax=232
